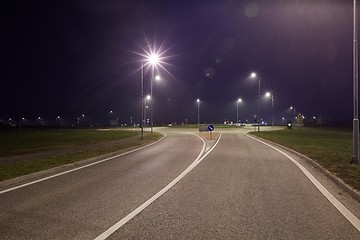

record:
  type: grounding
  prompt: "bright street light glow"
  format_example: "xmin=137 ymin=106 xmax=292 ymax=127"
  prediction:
xmin=146 ymin=95 xmax=151 ymax=100
xmin=155 ymin=75 xmax=161 ymax=81
xmin=132 ymin=37 xmax=176 ymax=81
xmin=147 ymin=54 xmax=160 ymax=65
xmin=197 ymin=99 xmax=200 ymax=102
xmin=250 ymin=72 xmax=257 ymax=78
xmin=238 ymin=98 xmax=242 ymax=102
xmin=265 ymin=92 xmax=271 ymax=97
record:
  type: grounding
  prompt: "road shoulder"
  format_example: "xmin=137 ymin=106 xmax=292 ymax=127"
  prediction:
xmin=246 ymin=132 xmax=360 ymax=226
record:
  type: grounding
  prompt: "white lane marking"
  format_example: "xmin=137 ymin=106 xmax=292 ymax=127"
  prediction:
xmin=0 ymin=134 xmax=167 ymax=195
xmin=94 ymin=132 xmax=223 ymax=240
xmin=246 ymin=133 xmax=360 ymax=232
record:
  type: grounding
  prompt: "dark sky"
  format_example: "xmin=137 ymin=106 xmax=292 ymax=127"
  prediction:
xmin=1 ymin=0 xmax=355 ymax=125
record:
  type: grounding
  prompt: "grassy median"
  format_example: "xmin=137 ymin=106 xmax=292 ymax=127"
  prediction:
xmin=251 ymin=128 xmax=360 ymax=191
xmin=0 ymin=129 xmax=162 ymax=181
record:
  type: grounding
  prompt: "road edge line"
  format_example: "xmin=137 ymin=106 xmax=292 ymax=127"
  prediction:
xmin=245 ymin=132 xmax=360 ymax=232
xmin=0 ymin=134 xmax=167 ymax=195
xmin=247 ymin=133 xmax=360 ymax=203
xmin=94 ymin=132 xmax=223 ymax=240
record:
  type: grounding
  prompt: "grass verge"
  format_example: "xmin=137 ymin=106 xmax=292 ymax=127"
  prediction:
xmin=0 ymin=129 xmax=140 ymax=157
xmin=251 ymin=128 xmax=360 ymax=191
xmin=0 ymin=130 xmax=162 ymax=182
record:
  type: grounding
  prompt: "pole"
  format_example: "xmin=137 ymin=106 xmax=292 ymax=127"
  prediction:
xmin=144 ymin=102 xmax=147 ymax=128
xmin=141 ymin=61 xmax=144 ymax=140
xmin=197 ymin=100 xmax=200 ymax=126
xmin=353 ymin=0 xmax=359 ymax=163
xmin=150 ymin=74 xmax=153 ymax=133
xmin=237 ymin=101 xmax=239 ymax=124
xmin=271 ymin=95 xmax=274 ymax=126
xmin=258 ymin=78 xmax=260 ymax=131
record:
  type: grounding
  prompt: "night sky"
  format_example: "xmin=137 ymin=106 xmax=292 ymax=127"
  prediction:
xmin=1 ymin=0 xmax=355 ymax=126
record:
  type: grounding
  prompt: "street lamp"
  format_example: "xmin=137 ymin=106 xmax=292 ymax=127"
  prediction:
xmin=145 ymin=95 xmax=151 ymax=127
xmin=140 ymin=61 xmax=144 ymax=139
xmin=290 ymin=106 xmax=296 ymax=121
xmin=265 ymin=92 xmax=274 ymax=126
xmin=237 ymin=98 xmax=242 ymax=124
xmin=197 ymin=99 xmax=200 ymax=125
xmin=78 ymin=114 xmax=87 ymax=127
xmin=147 ymin=54 xmax=160 ymax=133
xmin=109 ymin=111 xmax=113 ymax=126
xmin=20 ymin=117 xmax=25 ymax=130
xmin=150 ymin=75 xmax=161 ymax=133
xmin=37 ymin=117 xmax=44 ymax=126
xmin=250 ymin=72 xmax=260 ymax=131
xmin=140 ymin=53 xmax=160 ymax=137
xmin=137 ymin=39 xmax=172 ymax=138
xmin=56 ymin=116 xmax=63 ymax=128
xmin=144 ymin=106 xmax=149 ymax=126
xmin=353 ymin=0 xmax=359 ymax=164
xmin=137 ymin=38 xmax=172 ymax=138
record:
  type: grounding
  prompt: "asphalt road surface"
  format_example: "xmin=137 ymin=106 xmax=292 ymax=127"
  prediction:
xmin=1 ymin=127 xmax=360 ymax=239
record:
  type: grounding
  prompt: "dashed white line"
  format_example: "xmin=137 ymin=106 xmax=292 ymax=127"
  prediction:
xmin=94 ymin=132 xmax=223 ymax=240
xmin=246 ymin=133 xmax=360 ymax=232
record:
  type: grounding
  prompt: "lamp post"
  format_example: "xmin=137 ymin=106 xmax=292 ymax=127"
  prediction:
xmin=353 ymin=0 xmax=360 ymax=164
xmin=19 ymin=117 xmax=24 ymax=130
xmin=109 ymin=110 xmax=113 ymax=126
xmin=147 ymin=54 xmax=160 ymax=134
xmin=250 ymin=72 xmax=260 ymax=131
xmin=56 ymin=116 xmax=63 ymax=128
xmin=140 ymin=61 xmax=144 ymax=139
xmin=140 ymin=56 xmax=157 ymax=139
xmin=150 ymin=75 xmax=161 ymax=133
xmin=197 ymin=99 xmax=200 ymax=126
xmin=265 ymin=92 xmax=274 ymax=126
xmin=138 ymin=43 xmax=168 ymax=138
xmin=137 ymin=42 xmax=168 ymax=138
xmin=144 ymin=106 xmax=149 ymax=127
xmin=237 ymin=98 xmax=242 ymax=124
xmin=145 ymin=95 xmax=151 ymax=127
xmin=290 ymin=106 xmax=296 ymax=122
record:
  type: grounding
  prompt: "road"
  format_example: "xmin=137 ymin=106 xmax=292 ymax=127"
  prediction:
xmin=1 ymin=127 xmax=360 ymax=239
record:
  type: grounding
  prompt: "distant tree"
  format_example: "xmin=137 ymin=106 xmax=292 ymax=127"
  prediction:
xmin=296 ymin=113 xmax=304 ymax=126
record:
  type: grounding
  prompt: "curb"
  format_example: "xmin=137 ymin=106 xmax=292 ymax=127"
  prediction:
xmin=249 ymin=134 xmax=360 ymax=203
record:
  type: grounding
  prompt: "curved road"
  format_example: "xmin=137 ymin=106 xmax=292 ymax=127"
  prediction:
xmin=0 ymin=127 xmax=360 ymax=239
